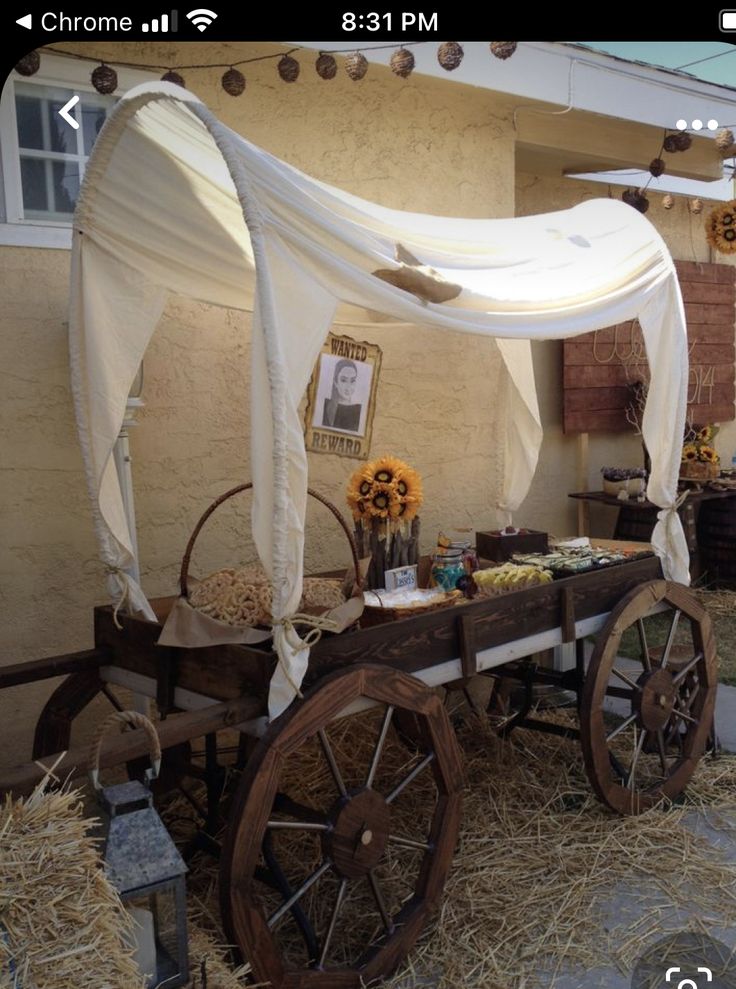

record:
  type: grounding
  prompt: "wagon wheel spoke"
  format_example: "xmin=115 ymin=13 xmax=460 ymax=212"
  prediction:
xmin=368 ymin=870 xmax=394 ymax=934
xmin=606 ymin=712 xmax=638 ymax=743
xmin=318 ymin=878 xmax=347 ymax=968
xmin=649 ymin=730 xmax=666 ymax=775
xmin=385 ymin=751 xmax=436 ymax=804
xmin=387 ymin=834 xmax=432 ymax=852
xmin=266 ymin=820 xmax=329 ymax=832
xmin=626 ymin=728 xmax=648 ymax=790
xmin=659 ymin=609 xmax=682 ymax=670
xmin=637 ymin=619 xmax=652 ymax=672
xmin=672 ymin=652 xmax=704 ymax=686
xmin=611 ymin=667 xmax=642 ymax=692
xmin=267 ymin=860 xmax=332 ymax=929
xmin=672 ymin=705 xmax=700 ymax=727
xmin=318 ymin=727 xmax=347 ymax=798
xmin=679 ymin=681 xmax=701 ymax=712
xmin=609 ymin=749 xmax=629 ymax=783
xmin=366 ymin=705 xmax=394 ymax=789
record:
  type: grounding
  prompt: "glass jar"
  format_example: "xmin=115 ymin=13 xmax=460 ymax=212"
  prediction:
xmin=430 ymin=550 xmax=465 ymax=591
xmin=447 ymin=540 xmax=479 ymax=575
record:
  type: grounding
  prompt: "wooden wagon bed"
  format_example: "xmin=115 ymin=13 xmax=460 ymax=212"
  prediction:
xmin=0 ymin=553 xmax=717 ymax=989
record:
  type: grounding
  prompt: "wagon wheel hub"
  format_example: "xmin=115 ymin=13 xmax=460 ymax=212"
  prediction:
xmin=635 ymin=668 xmax=677 ymax=732
xmin=323 ymin=788 xmax=390 ymax=878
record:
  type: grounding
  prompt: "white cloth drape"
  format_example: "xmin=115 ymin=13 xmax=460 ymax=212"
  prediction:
xmin=69 ymin=82 xmax=690 ymax=718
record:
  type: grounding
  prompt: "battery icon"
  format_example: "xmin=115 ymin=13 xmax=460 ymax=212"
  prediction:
xmin=142 ymin=10 xmax=178 ymax=31
xmin=720 ymin=9 xmax=736 ymax=30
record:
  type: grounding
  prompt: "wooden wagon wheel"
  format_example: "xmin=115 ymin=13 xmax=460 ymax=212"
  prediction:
xmin=580 ymin=580 xmax=717 ymax=815
xmin=33 ymin=672 xmax=197 ymax=798
xmin=220 ymin=664 xmax=464 ymax=988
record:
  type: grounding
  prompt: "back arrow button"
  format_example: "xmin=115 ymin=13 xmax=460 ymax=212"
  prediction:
xmin=58 ymin=95 xmax=80 ymax=130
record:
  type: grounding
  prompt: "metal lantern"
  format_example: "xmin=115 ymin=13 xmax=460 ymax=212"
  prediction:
xmin=92 ymin=711 xmax=189 ymax=989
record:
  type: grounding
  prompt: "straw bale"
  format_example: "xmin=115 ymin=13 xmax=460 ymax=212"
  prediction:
xmin=0 ymin=777 xmax=145 ymax=989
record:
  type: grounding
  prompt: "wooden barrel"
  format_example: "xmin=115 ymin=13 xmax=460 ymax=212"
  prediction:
xmin=697 ymin=497 xmax=736 ymax=586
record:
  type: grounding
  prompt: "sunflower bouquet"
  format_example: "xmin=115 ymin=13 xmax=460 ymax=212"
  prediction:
xmin=681 ymin=423 xmax=721 ymax=480
xmin=347 ymin=455 xmax=423 ymax=588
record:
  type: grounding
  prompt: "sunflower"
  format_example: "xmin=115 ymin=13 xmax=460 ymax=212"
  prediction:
xmin=697 ymin=425 xmax=714 ymax=443
xmin=682 ymin=443 xmax=698 ymax=462
xmin=699 ymin=445 xmax=720 ymax=464
xmin=395 ymin=464 xmax=423 ymax=501
xmin=367 ymin=482 xmax=394 ymax=519
xmin=346 ymin=465 xmax=375 ymax=520
xmin=369 ymin=455 xmax=407 ymax=485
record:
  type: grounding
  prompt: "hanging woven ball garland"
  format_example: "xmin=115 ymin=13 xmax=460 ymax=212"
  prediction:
xmin=648 ymin=158 xmax=665 ymax=177
xmin=278 ymin=55 xmax=300 ymax=82
xmin=17 ymin=42 xmax=530 ymax=101
xmin=161 ymin=69 xmax=185 ymax=86
xmin=15 ymin=51 xmax=40 ymax=76
xmin=438 ymin=42 xmax=464 ymax=71
xmin=316 ymin=53 xmax=338 ymax=79
xmin=92 ymin=63 xmax=118 ymax=94
xmin=391 ymin=48 xmax=415 ymax=78
xmin=490 ymin=42 xmax=518 ymax=60
xmin=715 ymin=128 xmax=735 ymax=153
xmin=222 ymin=67 xmax=246 ymax=96
xmin=674 ymin=131 xmax=692 ymax=152
xmin=663 ymin=134 xmax=682 ymax=153
xmin=622 ymin=188 xmax=649 ymax=214
xmin=346 ymin=52 xmax=369 ymax=80
xmin=706 ymin=200 xmax=736 ymax=254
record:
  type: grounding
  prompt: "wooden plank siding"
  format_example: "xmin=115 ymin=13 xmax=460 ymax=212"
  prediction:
xmin=562 ymin=260 xmax=736 ymax=433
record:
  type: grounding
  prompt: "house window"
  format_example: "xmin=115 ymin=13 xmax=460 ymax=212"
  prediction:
xmin=0 ymin=54 xmax=156 ymax=247
xmin=14 ymin=82 xmax=113 ymax=221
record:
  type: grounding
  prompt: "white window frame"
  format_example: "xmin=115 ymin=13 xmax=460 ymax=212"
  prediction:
xmin=0 ymin=53 xmax=157 ymax=249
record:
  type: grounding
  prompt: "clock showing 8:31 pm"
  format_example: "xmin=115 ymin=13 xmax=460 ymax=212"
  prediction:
xmin=341 ymin=12 xmax=439 ymax=31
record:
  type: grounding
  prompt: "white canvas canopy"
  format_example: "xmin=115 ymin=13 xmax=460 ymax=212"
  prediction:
xmin=69 ymin=81 xmax=690 ymax=718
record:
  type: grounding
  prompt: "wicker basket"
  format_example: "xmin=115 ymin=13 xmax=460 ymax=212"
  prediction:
xmin=361 ymin=589 xmax=461 ymax=627
xmin=179 ymin=483 xmax=362 ymax=622
xmin=680 ymin=461 xmax=720 ymax=481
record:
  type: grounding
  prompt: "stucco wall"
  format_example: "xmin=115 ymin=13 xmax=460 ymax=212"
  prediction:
xmin=0 ymin=42 xmax=515 ymax=763
xmin=515 ymin=170 xmax=736 ymax=539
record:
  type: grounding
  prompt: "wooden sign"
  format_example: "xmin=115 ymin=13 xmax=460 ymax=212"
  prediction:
xmin=304 ymin=332 xmax=382 ymax=459
xmin=563 ymin=260 xmax=735 ymax=433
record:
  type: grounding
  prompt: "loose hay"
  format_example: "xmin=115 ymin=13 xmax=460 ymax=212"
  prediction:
xmin=187 ymin=925 xmax=252 ymax=988
xmin=160 ymin=703 xmax=736 ymax=989
xmin=0 ymin=778 xmax=145 ymax=989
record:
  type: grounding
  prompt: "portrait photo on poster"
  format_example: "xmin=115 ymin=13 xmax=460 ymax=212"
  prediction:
xmin=315 ymin=354 xmax=373 ymax=436
xmin=304 ymin=333 xmax=382 ymax=460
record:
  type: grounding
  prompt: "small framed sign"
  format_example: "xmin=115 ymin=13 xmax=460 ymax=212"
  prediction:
xmin=304 ymin=333 xmax=382 ymax=460
xmin=384 ymin=565 xmax=418 ymax=592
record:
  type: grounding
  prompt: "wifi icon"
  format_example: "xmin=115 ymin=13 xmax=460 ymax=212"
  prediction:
xmin=187 ymin=8 xmax=217 ymax=31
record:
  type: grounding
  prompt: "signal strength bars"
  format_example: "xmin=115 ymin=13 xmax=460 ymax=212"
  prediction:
xmin=142 ymin=9 xmax=178 ymax=31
